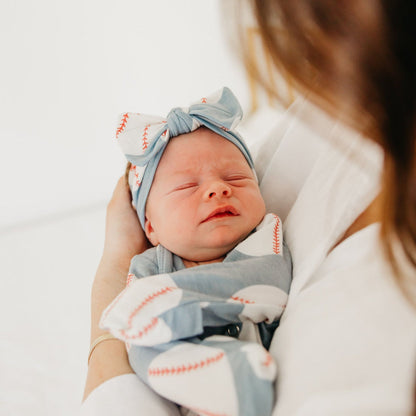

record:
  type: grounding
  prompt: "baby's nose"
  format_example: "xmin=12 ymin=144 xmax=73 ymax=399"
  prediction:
xmin=204 ymin=181 xmax=232 ymax=200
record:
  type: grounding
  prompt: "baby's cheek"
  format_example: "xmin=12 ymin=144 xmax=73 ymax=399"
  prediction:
xmin=247 ymin=190 xmax=266 ymax=213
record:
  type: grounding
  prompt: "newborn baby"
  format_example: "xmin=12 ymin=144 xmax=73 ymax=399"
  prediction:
xmin=101 ymin=87 xmax=292 ymax=416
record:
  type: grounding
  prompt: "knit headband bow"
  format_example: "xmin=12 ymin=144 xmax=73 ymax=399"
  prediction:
xmin=116 ymin=87 xmax=254 ymax=229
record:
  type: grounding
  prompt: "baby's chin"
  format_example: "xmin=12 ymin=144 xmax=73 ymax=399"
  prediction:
xmin=178 ymin=235 xmax=251 ymax=264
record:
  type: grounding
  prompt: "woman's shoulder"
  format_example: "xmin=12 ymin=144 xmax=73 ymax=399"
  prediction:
xmin=271 ymin=224 xmax=416 ymax=415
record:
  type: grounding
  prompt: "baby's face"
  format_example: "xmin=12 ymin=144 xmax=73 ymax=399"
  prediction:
xmin=144 ymin=128 xmax=266 ymax=262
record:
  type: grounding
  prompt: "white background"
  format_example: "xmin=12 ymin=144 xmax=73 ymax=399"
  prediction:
xmin=0 ymin=1 xmax=256 ymax=414
xmin=0 ymin=0 xmax=251 ymax=229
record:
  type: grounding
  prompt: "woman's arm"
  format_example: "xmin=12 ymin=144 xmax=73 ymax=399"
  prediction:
xmin=83 ymin=177 xmax=149 ymax=401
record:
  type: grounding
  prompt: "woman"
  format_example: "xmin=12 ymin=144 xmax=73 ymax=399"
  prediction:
xmin=82 ymin=1 xmax=416 ymax=414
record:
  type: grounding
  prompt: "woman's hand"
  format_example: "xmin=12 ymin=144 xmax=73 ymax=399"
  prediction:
xmin=102 ymin=176 xmax=150 ymax=267
xmin=83 ymin=176 xmax=149 ymax=401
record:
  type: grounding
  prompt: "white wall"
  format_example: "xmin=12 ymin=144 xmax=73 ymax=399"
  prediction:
xmin=0 ymin=0 xmax=249 ymax=230
xmin=0 ymin=1 xmax=253 ymax=414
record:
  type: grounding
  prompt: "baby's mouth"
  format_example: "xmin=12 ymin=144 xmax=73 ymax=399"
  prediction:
xmin=202 ymin=206 xmax=239 ymax=223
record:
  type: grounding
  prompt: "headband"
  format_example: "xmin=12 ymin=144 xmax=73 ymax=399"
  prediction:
xmin=115 ymin=87 xmax=254 ymax=229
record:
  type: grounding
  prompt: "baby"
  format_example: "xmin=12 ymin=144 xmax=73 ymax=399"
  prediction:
xmin=101 ymin=87 xmax=292 ymax=416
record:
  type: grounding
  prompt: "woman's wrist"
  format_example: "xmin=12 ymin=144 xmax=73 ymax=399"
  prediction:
xmin=83 ymin=336 xmax=133 ymax=401
xmin=84 ymin=257 xmax=134 ymax=401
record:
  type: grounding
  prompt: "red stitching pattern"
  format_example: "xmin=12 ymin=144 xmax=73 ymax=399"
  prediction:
xmin=148 ymin=351 xmax=224 ymax=377
xmin=230 ymin=296 xmax=255 ymax=304
xmin=116 ymin=113 xmax=129 ymax=138
xmin=121 ymin=317 xmax=159 ymax=340
xmin=201 ymin=97 xmax=207 ymax=103
xmin=126 ymin=273 xmax=135 ymax=287
xmin=272 ymin=215 xmax=281 ymax=254
xmin=142 ymin=124 xmax=150 ymax=151
xmin=262 ymin=352 xmax=273 ymax=367
xmin=130 ymin=164 xmax=136 ymax=171
xmin=127 ymin=286 xmax=177 ymax=327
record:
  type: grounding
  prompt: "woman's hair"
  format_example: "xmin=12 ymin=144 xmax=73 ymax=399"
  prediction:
xmin=239 ymin=0 xmax=416 ymax=289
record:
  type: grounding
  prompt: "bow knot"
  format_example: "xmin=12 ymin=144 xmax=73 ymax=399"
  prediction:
xmin=166 ymin=107 xmax=195 ymax=137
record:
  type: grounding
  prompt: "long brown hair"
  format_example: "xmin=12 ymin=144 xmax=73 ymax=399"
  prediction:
xmin=238 ymin=0 xmax=416 ymax=291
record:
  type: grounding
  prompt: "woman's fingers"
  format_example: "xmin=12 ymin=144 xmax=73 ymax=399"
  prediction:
xmin=102 ymin=176 xmax=150 ymax=266
xmin=108 ymin=176 xmax=131 ymax=210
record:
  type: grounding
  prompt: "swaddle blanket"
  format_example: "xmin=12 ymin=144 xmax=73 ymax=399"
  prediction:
xmin=115 ymin=86 xmax=255 ymax=229
xmin=101 ymin=213 xmax=292 ymax=416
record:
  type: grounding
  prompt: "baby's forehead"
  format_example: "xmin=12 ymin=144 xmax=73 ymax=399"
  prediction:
xmin=158 ymin=130 xmax=249 ymax=173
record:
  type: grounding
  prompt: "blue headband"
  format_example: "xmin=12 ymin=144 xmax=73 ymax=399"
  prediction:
xmin=116 ymin=87 xmax=254 ymax=229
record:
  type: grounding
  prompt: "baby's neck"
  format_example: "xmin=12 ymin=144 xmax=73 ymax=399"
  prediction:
xmin=182 ymin=257 xmax=225 ymax=269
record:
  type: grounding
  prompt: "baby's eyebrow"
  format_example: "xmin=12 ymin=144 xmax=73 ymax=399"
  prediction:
xmin=163 ymin=171 xmax=196 ymax=188
xmin=169 ymin=168 xmax=195 ymax=176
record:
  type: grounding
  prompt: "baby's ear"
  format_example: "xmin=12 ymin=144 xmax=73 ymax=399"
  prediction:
xmin=144 ymin=217 xmax=159 ymax=247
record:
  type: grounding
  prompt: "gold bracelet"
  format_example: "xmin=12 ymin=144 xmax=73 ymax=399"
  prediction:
xmin=88 ymin=333 xmax=119 ymax=365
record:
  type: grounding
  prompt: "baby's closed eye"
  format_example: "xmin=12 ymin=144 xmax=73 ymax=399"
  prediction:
xmin=224 ymin=175 xmax=252 ymax=185
xmin=172 ymin=182 xmax=198 ymax=191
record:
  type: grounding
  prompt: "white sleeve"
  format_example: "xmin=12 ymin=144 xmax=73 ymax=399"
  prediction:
xmin=80 ymin=374 xmax=181 ymax=416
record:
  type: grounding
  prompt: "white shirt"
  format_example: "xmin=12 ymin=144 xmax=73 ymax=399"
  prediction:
xmin=81 ymin=99 xmax=416 ymax=415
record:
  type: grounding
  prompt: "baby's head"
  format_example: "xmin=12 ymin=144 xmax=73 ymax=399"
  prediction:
xmin=117 ymin=87 xmax=265 ymax=261
xmin=143 ymin=127 xmax=265 ymax=261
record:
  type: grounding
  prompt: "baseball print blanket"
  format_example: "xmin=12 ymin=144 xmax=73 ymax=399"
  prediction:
xmin=100 ymin=213 xmax=292 ymax=416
